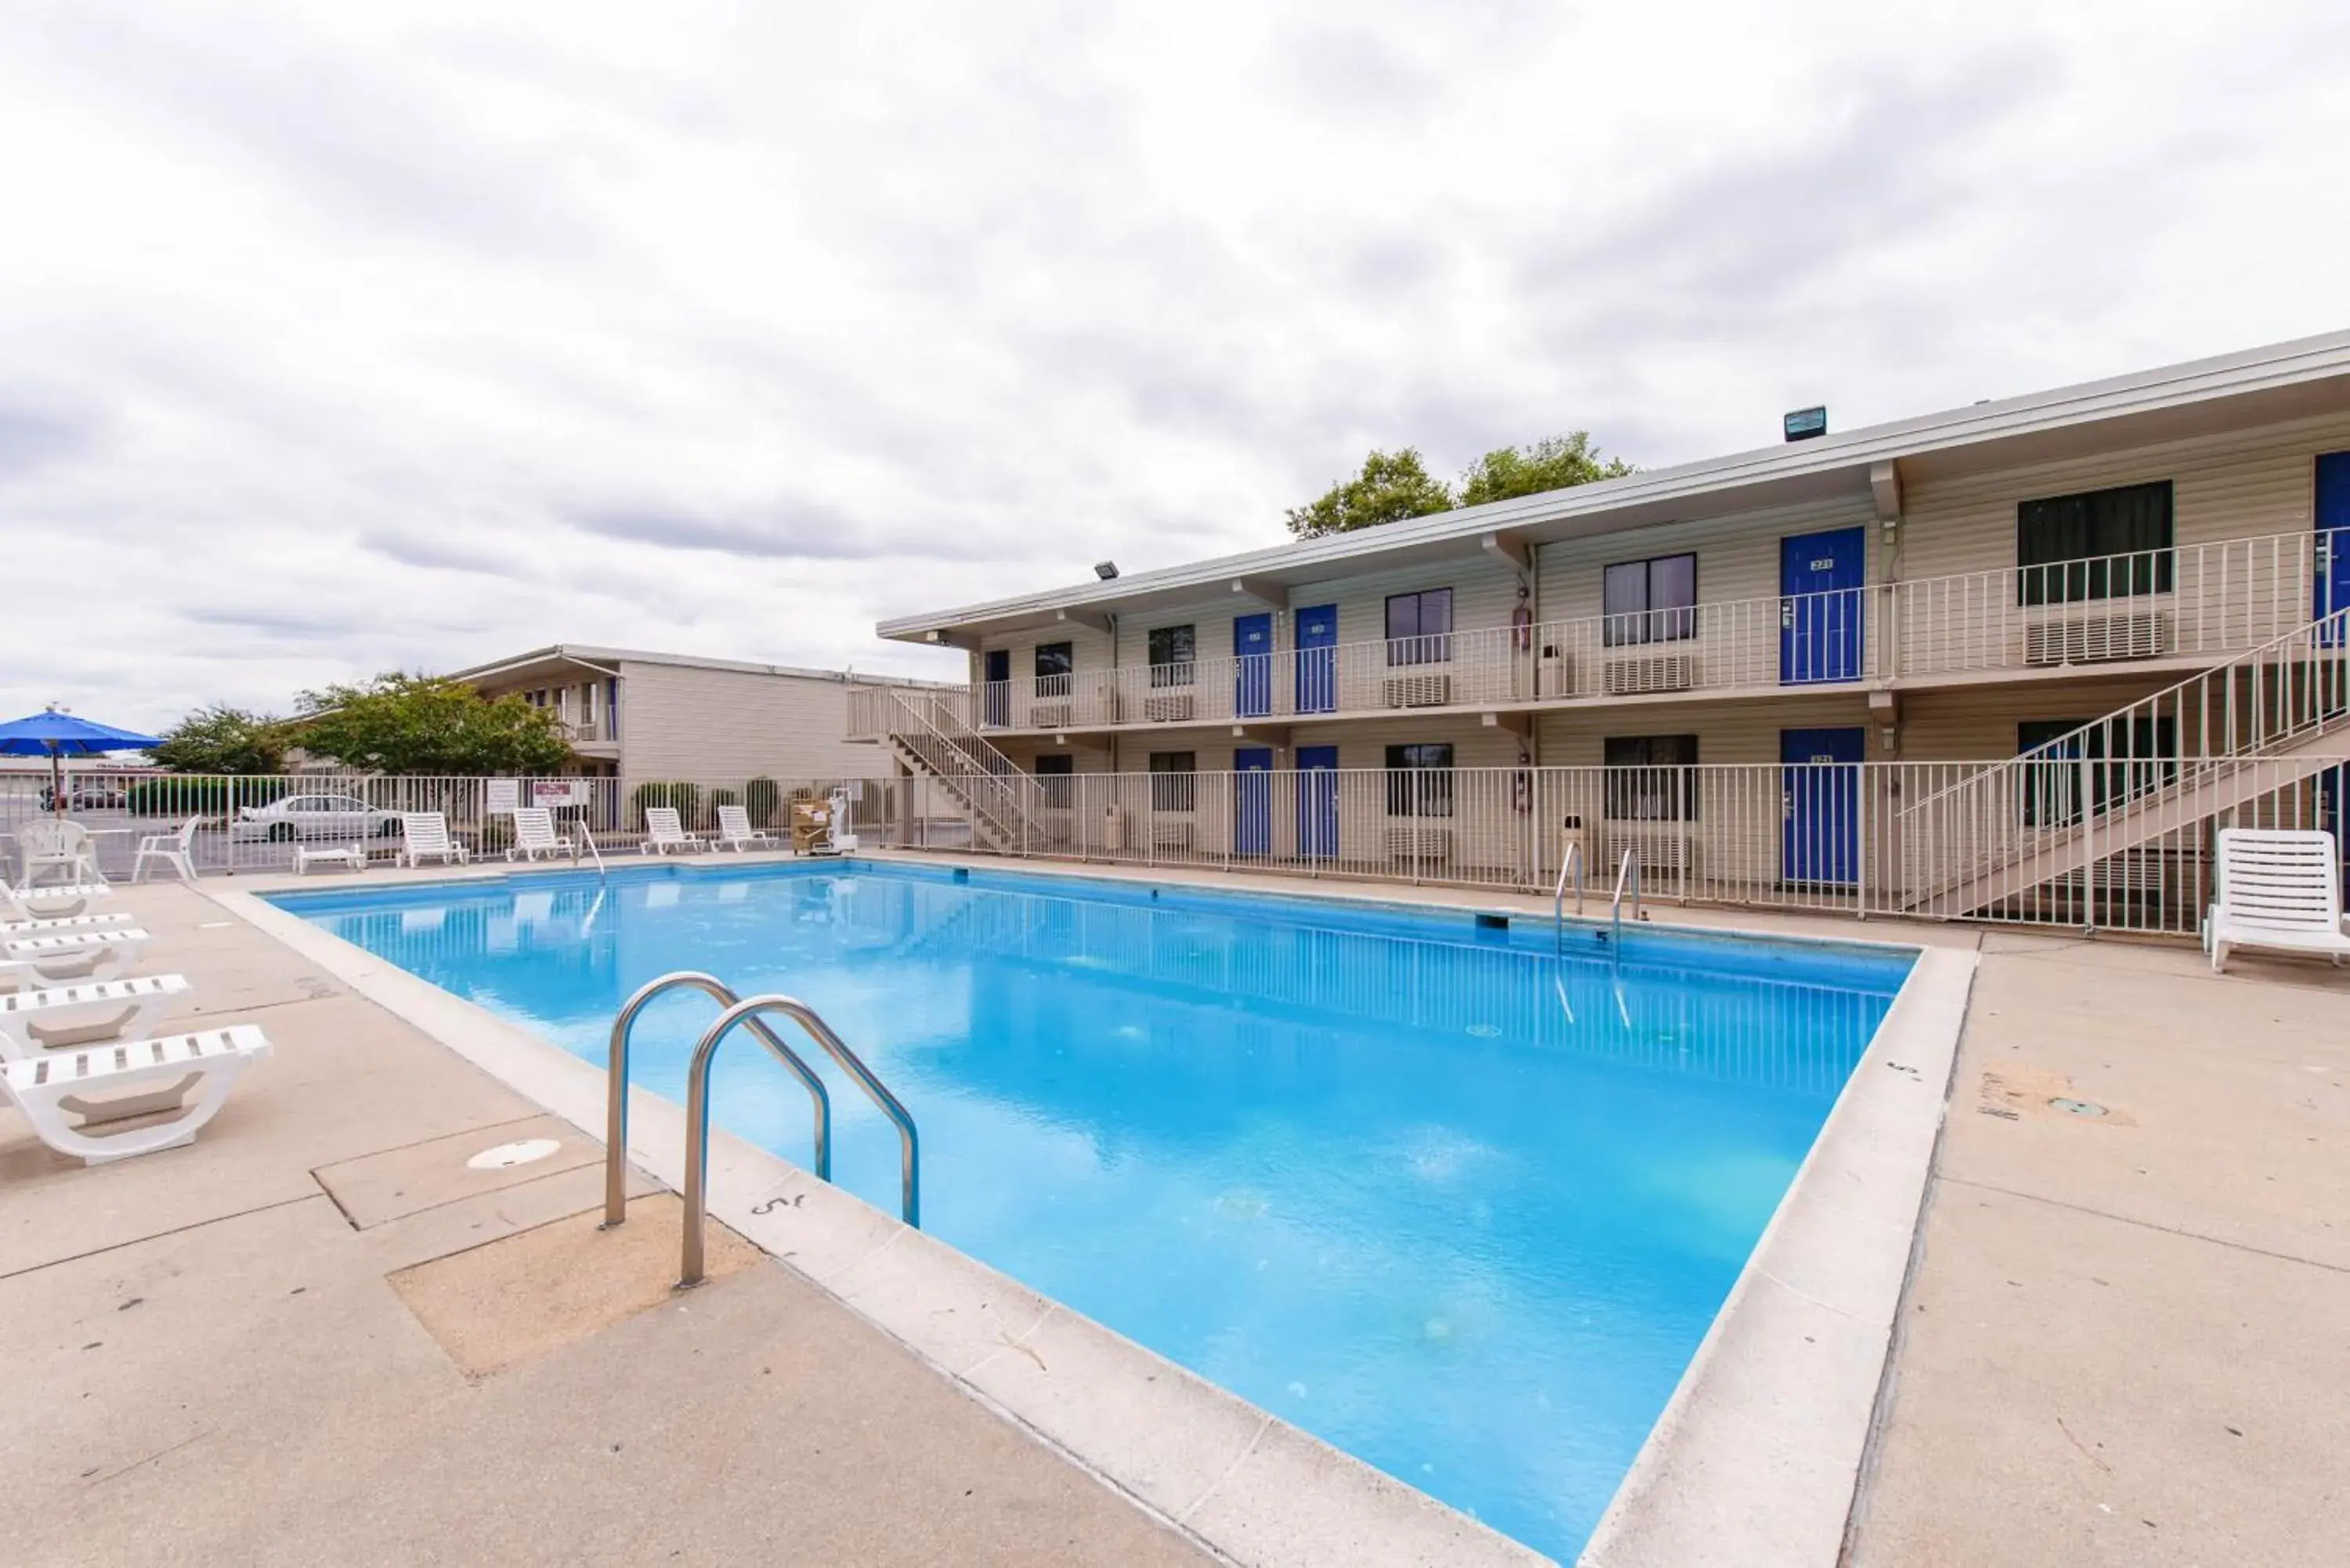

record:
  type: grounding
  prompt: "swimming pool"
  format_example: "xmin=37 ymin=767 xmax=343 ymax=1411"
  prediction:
xmin=274 ymin=862 xmax=1912 ymax=1560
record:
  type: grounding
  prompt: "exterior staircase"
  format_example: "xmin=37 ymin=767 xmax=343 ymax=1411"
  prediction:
xmin=1904 ymin=609 xmax=2350 ymax=918
xmin=871 ymin=688 xmax=1041 ymax=853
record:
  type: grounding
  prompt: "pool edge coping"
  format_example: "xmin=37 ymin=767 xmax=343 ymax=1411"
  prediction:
xmin=208 ymin=856 xmax=1971 ymax=1568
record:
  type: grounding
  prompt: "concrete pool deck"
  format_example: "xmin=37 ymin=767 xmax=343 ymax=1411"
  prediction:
xmin=3 ymin=858 xmax=2345 ymax=1566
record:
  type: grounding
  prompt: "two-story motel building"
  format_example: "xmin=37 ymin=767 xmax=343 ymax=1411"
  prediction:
xmin=850 ymin=331 xmax=2350 ymax=924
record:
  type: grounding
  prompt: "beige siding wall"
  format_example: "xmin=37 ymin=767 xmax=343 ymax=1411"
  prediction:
xmin=1535 ymin=692 xmax=1877 ymax=766
xmin=968 ymin=623 xmax=1117 ymax=684
xmin=616 ymin=662 xmax=898 ymax=782
xmin=1533 ymin=493 xmax=1881 ymax=622
xmin=1896 ymin=675 xmax=2176 ymax=761
xmin=1897 ymin=408 xmax=2350 ymax=580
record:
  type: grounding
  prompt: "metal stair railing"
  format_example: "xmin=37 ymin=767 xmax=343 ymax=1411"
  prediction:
xmin=1900 ymin=605 xmax=2350 ymax=916
xmin=880 ymin=688 xmax=1042 ymax=847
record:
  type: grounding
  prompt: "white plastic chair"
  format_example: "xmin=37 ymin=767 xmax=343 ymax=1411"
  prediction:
xmin=16 ymin=821 xmax=101 ymax=889
xmin=507 ymin=807 xmax=564 ymax=862
xmin=2 ymin=1024 xmax=272 ymax=1164
xmin=397 ymin=813 xmax=470 ymax=867
xmin=2205 ymin=828 xmax=2350 ymax=973
xmin=2 ymin=927 xmax=152 ymax=985
xmin=641 ymin=807 xmax=705 ymax=854
xmin=714 ymin=804 xmax=781 ymax=852
xmin=2 ymin=881 xmax=112 ymax=921
xmin=132 ymin=818 xmax=202 ymax=883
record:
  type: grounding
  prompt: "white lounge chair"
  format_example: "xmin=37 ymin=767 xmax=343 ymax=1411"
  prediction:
xmin=397 ymin=813 xmax=470 ymax=867
xmin=1 ymin=1024 xmax=272 ymax=1164
xmin=507 ymin=807 xmax=564 ymax=862
xmin=2 ymin=927 xmax=150 ymax=986
xmin=714 ymin=804 xmax=781 ymax=852
xmin=292 ymin=841 xmax=367 ymax=875
xmin=2205 ymin=829 xmax=2350 ymax=974
xmin=0 ymin=974 xmax=193 ymax=1060
xmin=131 ymin=818 xmax=202 ymax=883
xmin=1 ymin=911 xmax=136 ymax=936
xmin=15 ymin=821 xmax=103 ymax=889
xmin=641 ymin=807 xmax=706 ymax=854
xmin=2 ymin=882 xmax=113 ymax=921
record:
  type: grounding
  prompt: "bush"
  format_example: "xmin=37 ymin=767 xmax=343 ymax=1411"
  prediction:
xmin=744 ymin=776 xmax=780 ymax=828
xmin=708 ymin=786 xmax=741 ymax=811
xmin=126 ymin=776 xmax=289 ymax=818
xmin=629 ymin=780 xmax=703 ymax=829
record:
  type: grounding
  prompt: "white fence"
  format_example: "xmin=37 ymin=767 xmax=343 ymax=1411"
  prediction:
xmin=24 ymin=753 xmax=2350 ymax=941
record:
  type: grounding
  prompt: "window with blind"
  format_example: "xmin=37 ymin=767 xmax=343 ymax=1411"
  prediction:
xmin=2016 ymin=717 xmax=2178 ymax=826
xmin=1383 ymin=742 xmax=1454 ymax=816
xmin=1603 ymin=734 xmax=1699 ymax=820
xmin=1147 ymin=626 xmax=1195 ymax=688
xmin=1148 ymin=750 xmax=1196 ymax=811
xmin=1384 ymin=589 xmax=1454 ymax=667
xmin=1602 ymin=555 xmax=1698 ymax=646
xmin=2016 ymin=481 xmax=2174 ymax=605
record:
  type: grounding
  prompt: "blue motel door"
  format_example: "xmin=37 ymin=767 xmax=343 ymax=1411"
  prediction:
xmin=1296 ymin=746 xmax=1338 ymax=859
xmin=1780 ymin=527 xmax=1867 ymax=683
xmin=1235 ymin=748 xmax=1274 ymax=854
xmin=1295 ymin=605 xmax=1337 ymax=714
xmin=1782 ymin=727 xmax=1865 ymax=885
xmin=1235 ymin=613 xmax=1274 ymax=717
xmin=2317 ymin=452 xmax=2350 ymax=645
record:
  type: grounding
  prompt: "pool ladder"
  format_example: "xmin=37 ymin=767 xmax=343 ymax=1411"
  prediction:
xmin=600 ymin=971 xmax=920 ymax=1288
xmin=569 ymin=818 xmax=608 ymax=880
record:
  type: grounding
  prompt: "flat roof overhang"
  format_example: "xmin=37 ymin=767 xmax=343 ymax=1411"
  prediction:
xmin=881 ymin=331 xmax=2350 ymax=647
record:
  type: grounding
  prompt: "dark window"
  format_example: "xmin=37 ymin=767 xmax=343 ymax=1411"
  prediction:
xmin=1034 ymin=753 xmax=1074 ymax=807
xmin=1384 ymin=742 xmax=1455 ymax=816
xmin=1603 ymin=734 xmax=1700 ymax=821
xmin=2016 ymin=482 xmax=2174 ymax=605
xmin=1384 ymin=589 xmax=1454 ymax=666
xmin=1034 ymin=641 xmax=1073 ymax=699
xmin=1148 ymin=625 xmax=1195 ymax=688
xmin=1148 ymin=750 xmax=1196 ymax=811
xmin=2016 ymin=717 xmax=2178 ymax=827
xmin=1603 ymin=554 xmax=1698 ymax=646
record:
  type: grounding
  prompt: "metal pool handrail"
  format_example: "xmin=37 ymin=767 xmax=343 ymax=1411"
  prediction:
xmin=601 ymin=971 xmax=831 ymax=1229
xmin=569 ymin=818 xmax=607 ymax=879
xmin=1553 ymin=838 xmax=1584 ymax=945
xmin=1611 ymin=848 xmax=1643 ymax=945
xmin=679 ymin=994 xmax=920 ymax=1287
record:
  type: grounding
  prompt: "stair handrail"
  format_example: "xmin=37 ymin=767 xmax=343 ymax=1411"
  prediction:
xmin=1901 ymin=605 xmax=2350 ymax=825
xmin=881 ymin=688 xmax=1042 ymax=837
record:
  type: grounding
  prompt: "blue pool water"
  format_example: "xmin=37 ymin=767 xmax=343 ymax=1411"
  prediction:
xmin=274 ymin=862 xmax=1910 ymax=1559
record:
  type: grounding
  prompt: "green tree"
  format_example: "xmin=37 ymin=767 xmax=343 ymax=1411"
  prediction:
xmin=150 ymin=703 xmax=289 ymax=774
xmin=1284 ymin=448 xmax=1456 ymax=539
xmin=292 ymin=674 xmax=572 ymax=775
xmin=1456 ymin=432 xmax=1635 ymax=508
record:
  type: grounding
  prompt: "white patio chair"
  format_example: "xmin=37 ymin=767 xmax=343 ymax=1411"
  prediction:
xmin=0 ymin=974 xmax=193 ymax=1060
xmin=641 ymin=807 xmax=705 ymax=854
xmin=2 ymin=1024 xmax=272 ymax=1164
xmin=714 ymin=804 xmax=781 ymax=852
xmin=507 ymin=807 xmax=564 ymax=862
xmin=1 ymin=911 xmax=136 ymax=937
xmin=2204 ymin=829 xmax=2350 ymax=974
xmin=131 ymin=818 xmax=202 ymax=883
xmin=397 ymin=813 xmax=470 ymax=867
xmin=15 ymin=821 xmax=102 ymax=889
xmin=291 ymin=842 xmax=367 ymax=875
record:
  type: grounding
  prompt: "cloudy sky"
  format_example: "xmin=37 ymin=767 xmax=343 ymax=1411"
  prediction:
xmin=2 ymin=1 xmax=2344 ymax=729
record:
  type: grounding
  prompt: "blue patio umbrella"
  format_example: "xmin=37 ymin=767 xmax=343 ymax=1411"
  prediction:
xmin=0 ymin=707 xmax=164 ymax=815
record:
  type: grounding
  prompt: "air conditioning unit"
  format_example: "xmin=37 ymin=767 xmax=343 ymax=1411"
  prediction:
xmin=1149 ymin=822 xmax=1195 ymax=852
xmin=1385 ymin=825 xmax=1453 ymax=863
xmin=2025 ymin=612 xmax=2171 ymax=666
xmin=1030 ymin=702 xmax=1072 ymax=727
xmin=1598 ymin=829 xmax=1700 ymax=880
xmin=1538 ymin=655 xmax=1574 ymax=698
xmin=1144 ymin=693 xmax=1195 ymax=722
xmin=1603 ymin=654 xmax=1697 ymax=695
xmin=1383 ymin=674 xmax=1453 ymax=708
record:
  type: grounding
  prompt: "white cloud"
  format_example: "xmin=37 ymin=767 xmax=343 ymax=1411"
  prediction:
xmin=0 ymin=0 xmax=2342 ymax=728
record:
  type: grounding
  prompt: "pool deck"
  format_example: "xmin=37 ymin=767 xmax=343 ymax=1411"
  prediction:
xmin=3 ymin=854 xmax=2345 ymax=1566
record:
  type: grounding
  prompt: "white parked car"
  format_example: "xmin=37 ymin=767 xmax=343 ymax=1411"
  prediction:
xmin=229 ymin=793 xmax=402 ymax=844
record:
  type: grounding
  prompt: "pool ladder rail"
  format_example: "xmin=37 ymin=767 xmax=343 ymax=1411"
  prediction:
xmin=1552 ymin=840 xmax=1584 ymax=949
xmin=602 ymin=971 xmax=920 ymax=1288
xmin=569 ymin=818 xmax=608 ymax=880
xmin=1611 ymin=847 xmax=1644 ymax=945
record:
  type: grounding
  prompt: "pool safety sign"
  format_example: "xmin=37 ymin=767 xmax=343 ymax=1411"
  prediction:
xmin=486 ymin=779 xmax=521 ymax=815
xmin=532 ymin=779 xmax=591 ymax=807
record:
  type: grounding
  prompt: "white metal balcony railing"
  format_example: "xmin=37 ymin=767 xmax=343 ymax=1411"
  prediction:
xmin=842 ymin=529 xmax=2346 ymax=739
